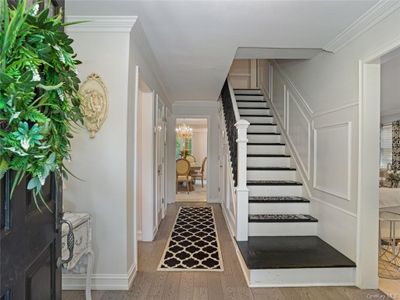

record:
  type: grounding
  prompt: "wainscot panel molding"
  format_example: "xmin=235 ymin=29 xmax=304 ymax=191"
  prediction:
xmin=272 ymin=61 xmax=314 ymax=115
xmin=259 ymin=60 xmax=359 ymax=260
xmin=62 ymin=264 xmax=137 ymax=291
xmin=313 ymin=122 xmax=352 ymax=201
xmin=65 ymin=16 xmax=137 ymax=32
xmin=287 ymin=90 xmax=311 ymax=179
xmin=323 ymin=0 xmax=400 ymax=53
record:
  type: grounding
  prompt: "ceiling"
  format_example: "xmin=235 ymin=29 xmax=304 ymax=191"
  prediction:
xmin=176 ymin=118 xmax=208 ymax=128
xmin=66 ymin=0 xmax=378 ymax=103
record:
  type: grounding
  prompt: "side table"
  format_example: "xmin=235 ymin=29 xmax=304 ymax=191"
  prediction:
xmin=62 ymin=212 xmax=94 ymax=300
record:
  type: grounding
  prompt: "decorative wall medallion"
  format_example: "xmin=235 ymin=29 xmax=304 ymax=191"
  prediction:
xmin=79 ymin=73 xmax=108 ymax=138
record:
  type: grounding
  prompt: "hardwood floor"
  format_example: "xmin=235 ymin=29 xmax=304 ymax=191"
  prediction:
xmin=63 ymin=203 xmax=392 ymax=300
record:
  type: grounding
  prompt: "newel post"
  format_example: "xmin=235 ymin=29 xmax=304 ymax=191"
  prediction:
xmin=235 ymin=119 xmax=250 ymax=241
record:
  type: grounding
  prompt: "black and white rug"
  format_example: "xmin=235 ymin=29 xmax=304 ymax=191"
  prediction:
xmin=158 ymin=206 xmax=223 ymax=271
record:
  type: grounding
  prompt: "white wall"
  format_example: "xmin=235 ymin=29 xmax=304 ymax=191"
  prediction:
xmin=167 ymin=101 xmax=220 ymax=203
xmin=381 ymin=53 xmax=400 ymax=123
xmin=63 ymin=30 xmax=131 ymax=281
xmin=191 ymin=128 xmax=208 ymax=165
xmin=64 ymin=17 xmax=170 ymax=290
xmin=229 ymin=59 xmax=257 ymax=89
xmin=258 ymin=6 xmax=400 ymax=288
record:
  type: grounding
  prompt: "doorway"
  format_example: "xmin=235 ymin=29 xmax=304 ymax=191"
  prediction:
xmin=359 ymin=40 xmax=400 ymax=293
xmin=175 ymin=118 xmax=208 ymax=202
xmin=375 ymin=47 xmax=400 ymax=298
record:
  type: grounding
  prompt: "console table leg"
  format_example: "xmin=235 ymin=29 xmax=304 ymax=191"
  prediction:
xmin=85 ymin=250 xmax=94 ymax=300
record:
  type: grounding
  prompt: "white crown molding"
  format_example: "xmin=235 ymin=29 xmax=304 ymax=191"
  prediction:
xmin=65 ymin=16 xmax=137 ymax=33
xmin=323 ymin=0 xmax=400 ymax=53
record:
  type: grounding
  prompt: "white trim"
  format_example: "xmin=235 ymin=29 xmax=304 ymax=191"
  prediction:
xmin=313 ymin=102 xmax=359 ymax=118
xmin=323 ymin=0 xmax=400 ymax=53
xmin=313 ymin=121 xmax=352 ymax=201
xmin=221 ymin=203 xmax=236 ymax=238
xmin=65 ymin=16 xmax=137 ymax=32
xmin=137 ymin=230 xmax=142 ymax=241
xmin=133 ymin=65 xmax=140 ymax=265
xmin=62 ymin=265 xmax=137 ymax=291
xmin=286 ymin=89 xmax=312 ymax=179
xmin=310 ymin=196 xmax=357 ymax=218
xmin=127 ymin=263 xmax=137 ymax=289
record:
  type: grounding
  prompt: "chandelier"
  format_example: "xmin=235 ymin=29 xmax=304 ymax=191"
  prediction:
xmin=176 ymin=124 xmax=193 ymax=139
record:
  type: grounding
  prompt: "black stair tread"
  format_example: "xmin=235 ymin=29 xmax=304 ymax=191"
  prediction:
xmin=249 ymin=196 xmax=309 ymax=203
xmin=247 ymin=167 xmax=296 ymax=171
xmin=249 ymin=214 xmax=317 ymax=223
xmin=241 ymin=114 xmax=273 ymax=117
xmin=248 ymin=154 xmax=290 ymax=157
xmin=247 ymin=180 xmax=302 ymax=186
xmin=247 ymin=132 xmax=281 ymax=135
xmin=236 ymin=236 xmax=356 ymax=269
xmin=248 ymin=143 xmax=285 ymax=145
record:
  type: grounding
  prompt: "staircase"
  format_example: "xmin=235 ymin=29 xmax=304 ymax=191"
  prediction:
xmin=232 ymin=88 xmax=356 ymax=287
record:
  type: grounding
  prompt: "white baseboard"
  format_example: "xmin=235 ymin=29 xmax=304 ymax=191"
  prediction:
xmin=137 ymin=230 xmax=142 ymax=241
xmin=62 ymin=264 xmax=137 ymax=291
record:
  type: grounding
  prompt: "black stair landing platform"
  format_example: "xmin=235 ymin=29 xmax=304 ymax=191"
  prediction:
xmin=236 ymin=236 xmax=356 ymax=269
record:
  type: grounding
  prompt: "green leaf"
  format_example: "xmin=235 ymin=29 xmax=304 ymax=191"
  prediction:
xmin=27 ymin=177 xmax=41 ymax=190
xmin=0 ymin=159 xmax=8 ymax=178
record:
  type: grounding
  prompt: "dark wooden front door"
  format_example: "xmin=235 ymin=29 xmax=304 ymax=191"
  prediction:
xmin=0 ymin=173 xmax=63 ymax=300
xmin=1 ymin=1 xmax=65 ymax=299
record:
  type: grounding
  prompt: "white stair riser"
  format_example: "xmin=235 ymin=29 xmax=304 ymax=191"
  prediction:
xmin=234 ymin=89 xmax=262 ymax=95
xmin=247 ymin=145 xmax=286 ymax=155
xmin=249 ymin=222 xmax=317 ymax=236
xmin=249 ymin=202 xmax=309 ymax=214
xmin=243 ymin=115 xmax=273 ymax=123
xmin=248 ymin=268 xmax=355 ymax=287
xmin=235 ymin=95 xmax=264 ymax=100
xmin=248 ymin=125 xmax=277 ymax=133
xmin=248 ymin=135 xmax=281 ymax=143
xmin=237 ymin=102 xmax=267 ymax=108
xmin=247 ymin=170 xmax=296 ymax=181
xmin=247 ymin=156 xmax=290 ymax=167
xmin=239 ymin=109 xmax=271 ymax=115
xmin=248 ymin=185 xmax=303 ymax=197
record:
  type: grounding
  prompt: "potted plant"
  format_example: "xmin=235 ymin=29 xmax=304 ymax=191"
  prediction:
xmin=0 ymin=0 xmax=82 ymax=210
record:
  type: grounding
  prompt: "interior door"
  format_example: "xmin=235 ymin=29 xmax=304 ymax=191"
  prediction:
xmin=0 ymin=173 xmax=63 ymax=300
xmin=1 ymin=1 xmax=64 ymax=299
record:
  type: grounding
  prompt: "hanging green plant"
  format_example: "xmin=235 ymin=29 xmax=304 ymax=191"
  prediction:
xmin=0 ymin=0 xmax=83 ymax=210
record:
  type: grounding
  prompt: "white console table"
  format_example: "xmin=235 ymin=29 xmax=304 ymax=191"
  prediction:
xmin=62 ymin=212 xmax=94 ymax=300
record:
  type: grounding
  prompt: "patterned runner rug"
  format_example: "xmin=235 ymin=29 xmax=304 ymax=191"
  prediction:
xmin=158 ymin=206 xmax=223 ymax=271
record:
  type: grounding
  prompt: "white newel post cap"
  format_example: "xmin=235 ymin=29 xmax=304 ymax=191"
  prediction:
xmin=235 ymin=119 xmax=250 ymax=129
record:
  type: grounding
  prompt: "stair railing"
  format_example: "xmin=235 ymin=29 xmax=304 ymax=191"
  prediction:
xmin=220 ymin=79 xmax=249 ymax=241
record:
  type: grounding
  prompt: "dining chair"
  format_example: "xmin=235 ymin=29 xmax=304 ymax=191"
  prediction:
xmin=176 ymin=158 xmax=192 ymax=194
xmin=191 ymin=157 xmax=207 ymax=187
xmin=186 ymin=155 xmax=196 ymax=165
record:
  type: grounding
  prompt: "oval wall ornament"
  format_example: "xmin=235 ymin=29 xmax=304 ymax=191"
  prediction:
xmin=79 ymin=73 xmax=109 ymax=138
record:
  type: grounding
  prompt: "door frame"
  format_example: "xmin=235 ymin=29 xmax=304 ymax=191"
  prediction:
xmin=357 ymin=36 xmax=400 ymax=288
xmin=172 ymin=115 xmax=210 ymax=202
